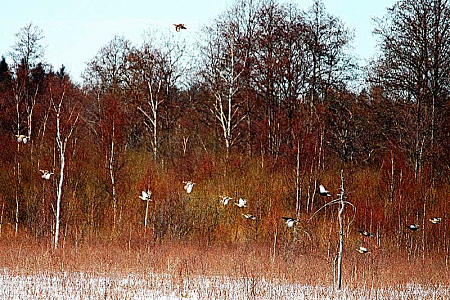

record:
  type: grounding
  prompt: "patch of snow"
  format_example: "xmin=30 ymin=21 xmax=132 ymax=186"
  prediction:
xmin=0 ymin=269 xmax=448 ymax=299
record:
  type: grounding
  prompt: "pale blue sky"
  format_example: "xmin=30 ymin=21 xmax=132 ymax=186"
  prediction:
xmin=0 ymin=0 xmax=394 ymax=83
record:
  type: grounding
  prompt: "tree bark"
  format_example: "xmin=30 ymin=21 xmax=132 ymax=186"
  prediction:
xmin=109 ymin=121 xmax=118 ymax=234
xmin=337 ymin=169 xmax=345 ymax=290
xmin=54 ymin=108 xmax=64 ymax=249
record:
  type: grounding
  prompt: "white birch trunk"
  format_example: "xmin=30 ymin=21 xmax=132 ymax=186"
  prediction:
xmin=54 ymin=108 xmax=64 ymax=249
xmin=144 ymin=200 xmax=149 ymax=228
xmin=52 ymin=88 xmax=79 ymax=249
xmin=210 ymin=31 xmax=246 ymax=157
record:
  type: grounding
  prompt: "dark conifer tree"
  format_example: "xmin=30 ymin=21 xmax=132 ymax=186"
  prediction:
xmin=0 ymin=56 xmax=11 ymax=83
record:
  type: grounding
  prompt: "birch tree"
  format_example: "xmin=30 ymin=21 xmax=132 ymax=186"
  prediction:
xmin=127 ymin=33 xmax=184 ymax=160
xmin=200 ymin=10 xmax=249 ymax=156
xmin=50 ymin=77 xmax=80 ymax=249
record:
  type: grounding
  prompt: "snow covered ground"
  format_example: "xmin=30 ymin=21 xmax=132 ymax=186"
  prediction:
xmin=0 ymin=269 xmax=448 ymax=299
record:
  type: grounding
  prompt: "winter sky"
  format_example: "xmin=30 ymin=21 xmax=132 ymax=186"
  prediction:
xmin=0 ymin=0 xmax=394 ymax=83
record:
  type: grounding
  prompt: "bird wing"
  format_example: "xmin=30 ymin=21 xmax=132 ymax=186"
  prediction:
xmin=319 ymin=185 xmax=325 ymax=193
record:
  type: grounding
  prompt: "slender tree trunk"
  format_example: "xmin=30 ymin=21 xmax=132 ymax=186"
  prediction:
xmin=15 ymin=96 xmax=21 ymax=237
xmin=41 ymin=183 xmax=46 ymax=236
xmin=54 ymin=155 xmax=64 ymax=249
xmin=109 ymin=122 xmax=118 ymax=234
xmin=15 ymin=146 xmax=20 ymax=237
xmin=295 ymin=139 xmax=301 ymax=215
xmin=54 ymin=110 xmax=65 ymax=249
xmin=337 ymin=169 xmax=345 ymax=290
xmin=306 ymin=159 xmax=314 ymax=213
xmin=272 ymin=225 xmax=278 ymax=263
xmin=0 ymin=200 xmax=4 ymax=236
xmin=389 ymin=150 xmax=395 ymax=203
xmin=293 ymin=140 xmax=301 ymax=242
xmin=422 ymin=195 xmax=427 ymax=261
xmin=149 ymin=80 xmax=161 ymax=161
xmin=246 ymin=99 xmax=252 ymax=157
xmin=144 ymin=200 xmax=149 ymax=228
xmin=52 ymin=88 xmax=79 ymax=249
xmin=27 ymin=85 xmax=38 ymax=163
xmin=153 ymin=101 xmax=158 ymax=160
xmin=414 ymin=97 xmax=422 ymax=180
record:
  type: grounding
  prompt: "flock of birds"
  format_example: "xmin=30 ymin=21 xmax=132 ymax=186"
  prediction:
xmin=15 ymin=134 xmax=30 ymax=144
xmin=138 ymin=181 xmax=443 ymax=255
xmin=15 ymin=133 xmax=443 ymax=254
xmin=354 ymin=216 xmax=442 ymax=255
xmin=16 ymin=134 xmax=55 ymax=180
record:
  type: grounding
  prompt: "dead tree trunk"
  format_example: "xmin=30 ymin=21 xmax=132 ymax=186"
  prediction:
xmin=309 ymin=169 xmax=354 ymax=290
xmin=337 ymin=170 xmax=345 ymax=290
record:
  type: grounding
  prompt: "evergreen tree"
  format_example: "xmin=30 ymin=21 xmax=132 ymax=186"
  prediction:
xmin=0 ymin=56 xmax=11 ymax=83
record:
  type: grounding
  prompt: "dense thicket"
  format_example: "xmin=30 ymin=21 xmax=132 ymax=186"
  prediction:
xmin=0 ymin=0 xmax=449 ymax=260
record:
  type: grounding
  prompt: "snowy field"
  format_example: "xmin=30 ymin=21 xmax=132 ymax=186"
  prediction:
xmin=0 ymin=269 xmax=449 ymax=299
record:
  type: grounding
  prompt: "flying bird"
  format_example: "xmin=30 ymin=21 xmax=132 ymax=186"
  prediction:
xmin=139 ymin=190 xmax=152 ymax=201
xmin=406 ymin=224 xmax=420 ymax=231
xmin=358 ymin=230 xmax=375 ymax=237
xmin=16 ymin=134 xmax=29 ymax=144
xmin=235 ymin=198 xmax=247 ymax=208
xmin=282 ymin=217 xmax=298 ymax=228
xmin=318 ymin=184 xmax=331 ymax=197
xmin=429 ymin=217 xmax=441 ymax=224
xmin=243 ymin=214 xmax=256 ymax=220
xmin=39 ymin=170 xmax=54 ymax=180
xmin=356 ymin=246 xmax=369 ymax=254
xmin=183 ymin=181 xmax=195 ymax=194
xmin=173 ymin=23 xmax=187 ymax=32
xmin=220 ymin=196 xmax=233 ymax=206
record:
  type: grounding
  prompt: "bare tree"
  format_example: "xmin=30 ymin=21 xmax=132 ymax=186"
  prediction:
xmin=96 ymin=95 xmax=129 ymax=235
xmin=127 ymin=32 xmax=185 ymax=160
xmin=373 ymin=2 xmax=450 ymax=259
xmin=83 ymin=35 xmax=131 ymax=94
xmin=336 ymin=170 xmax=346 ymax=289
xmin=200 ymin=6 xmax=250 ymax=156
xmin=9 ymin=23 xmax=46 ymax=236
xmin=50 ymin=78 xmax=80 ymax=249
xmin=84 ymin=36 xmax=131 ymax=233
xmin=372 ymin=0 xmax=450 ymax=179
xmin=10 ymin=22 xmax=45 ymax=70
xmin=303 ymin=0 xmax=355 ymax=109
xmin=252 ymin=1 xmax=288 ymax=157
xmin=309 ymin=170 xmax=355 ymax=290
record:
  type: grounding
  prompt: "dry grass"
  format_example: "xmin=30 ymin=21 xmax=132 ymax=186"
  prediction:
xmin=0 ymin=235 xmax=449 ymax=299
